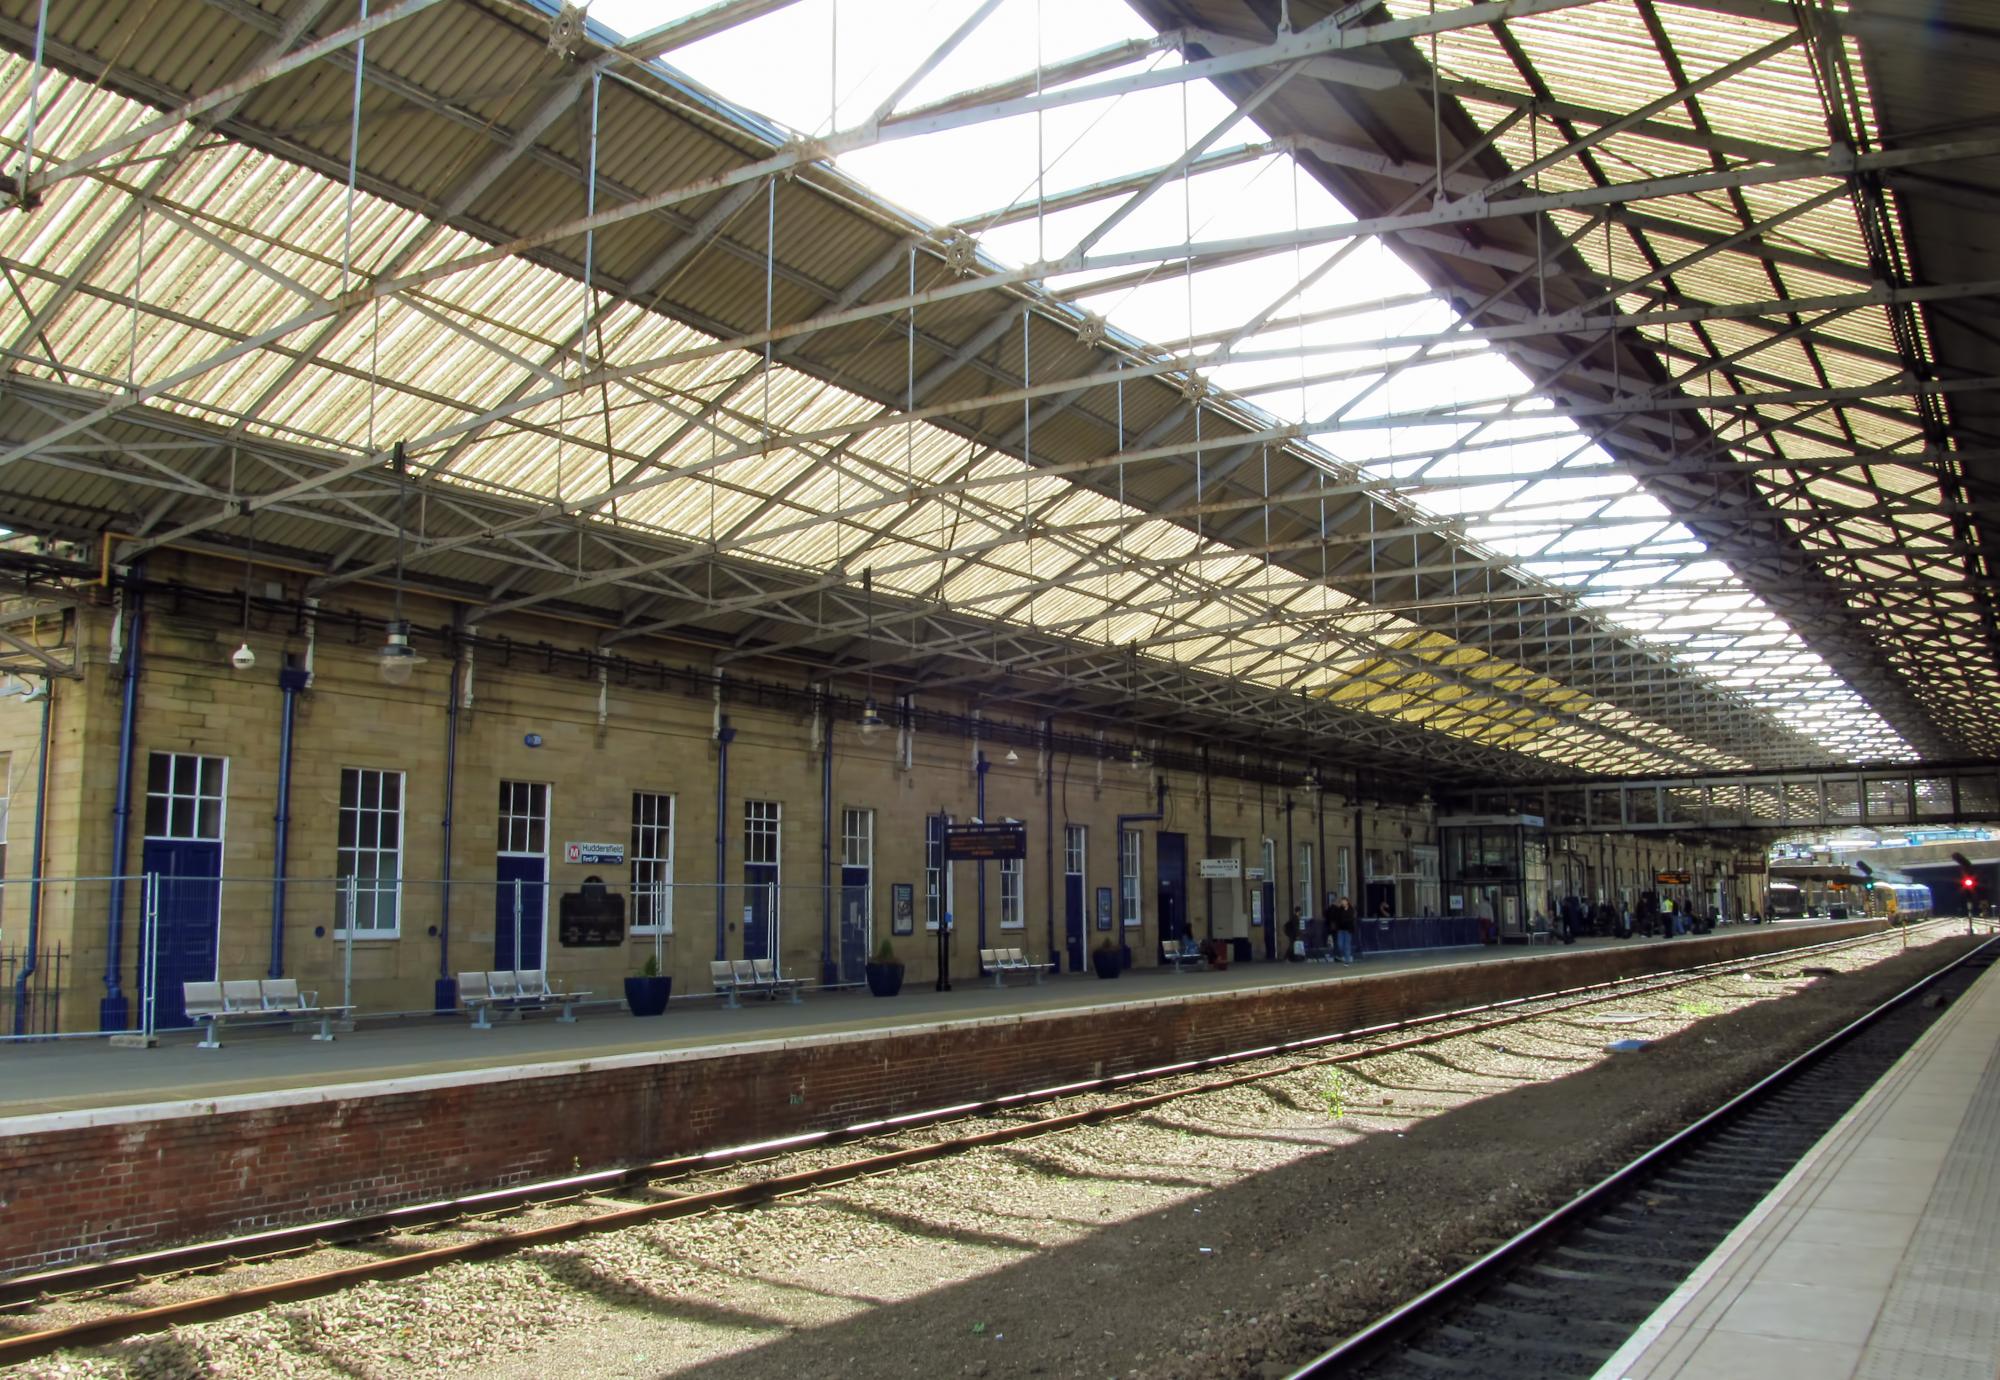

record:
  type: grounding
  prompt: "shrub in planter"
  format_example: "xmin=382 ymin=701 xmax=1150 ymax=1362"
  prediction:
xmin=864 ymin=936 xmax=905 ymax=997
xmin=1090 ymin=939 xmax=1122 ymax=979
xmin=624 ymin=952 xmax=672 ymax=1016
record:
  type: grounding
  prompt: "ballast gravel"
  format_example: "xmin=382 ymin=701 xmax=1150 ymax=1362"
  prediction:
xmin=9 ymin=928 xmax=1976 ymax=1380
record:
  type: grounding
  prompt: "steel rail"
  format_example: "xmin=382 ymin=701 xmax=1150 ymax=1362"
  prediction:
xmin=0 ymin=923 xmax=1928 ymax=1363
xmin=1283 ymin=930 xmax=1998 ymax=1378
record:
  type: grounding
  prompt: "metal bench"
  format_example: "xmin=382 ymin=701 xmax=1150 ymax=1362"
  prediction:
xmin=710 ymin=959 xmax=747 ymax=1008
xmin=457 ymin=969 xmax=592 ymax=1029
xmin=981 ymin=947 xmax=1051 ymax=987
xmin=1161 ymin=939 xmax=1206 ymax=971
xmin=748 ymin=958 xmax=804 ymax=1004
xmin=184 ymin=978 xmax=354 ymax=1049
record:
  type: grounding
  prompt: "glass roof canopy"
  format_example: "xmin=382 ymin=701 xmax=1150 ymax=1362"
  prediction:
xmin=0 ymin=0 xmax=1985 ymax=781
xmin=595 ymin=0 xmax=1935 ymax=764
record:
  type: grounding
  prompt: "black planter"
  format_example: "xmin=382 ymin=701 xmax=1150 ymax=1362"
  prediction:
xmin=1091 ymin=949 xmax=1122 ymax=979
xmin=623 ymin=975 xmax=671 ymax=1016
xmin=864 ymin=962 xmax=905 ymax=997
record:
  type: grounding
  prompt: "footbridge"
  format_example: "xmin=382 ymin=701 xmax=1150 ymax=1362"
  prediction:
xmin=1449 ymin=761 xmax=2000 ymax=835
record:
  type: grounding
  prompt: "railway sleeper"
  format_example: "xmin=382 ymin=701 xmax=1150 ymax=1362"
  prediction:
xmin=1434 ymin=1325 xmax=1621 ymax=1361
xmin=1645 ymin=1159 xmax=1769 ymax=1182
xmin=1552 ymin=1243 xmax=1709 ymax=1270
xmin=1462 ymin=1304 xmax=1648 ymax=1347
xmin=1489 ymin=1282 xmax=1680 ymax=1319
xmin=1524 ymin=1260 xmax=1686 ymax=1289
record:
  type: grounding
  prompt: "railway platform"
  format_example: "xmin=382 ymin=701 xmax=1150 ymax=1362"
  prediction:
xmin=0 ymin=917 xmax=1887 ymax=1279
xmin=1598 ymin=949 xmax=2000 ymax=1380
xmin=0 ymin=925 xmax=1810 ymax=1121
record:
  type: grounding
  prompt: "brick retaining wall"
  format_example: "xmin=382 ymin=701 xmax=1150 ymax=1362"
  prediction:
xmin=0 ymin=921 xmax=1884 ymax=1276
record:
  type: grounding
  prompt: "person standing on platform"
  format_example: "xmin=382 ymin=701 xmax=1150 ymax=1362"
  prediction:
xmin=1333 ymin=894 xmax=1358 ymax=965
xmin=1283 ymin=907 xmax=1304 ymax=962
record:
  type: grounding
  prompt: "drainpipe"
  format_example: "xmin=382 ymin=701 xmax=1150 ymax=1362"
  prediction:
xmin=101 ymin=578 xmax=143 ymax=1033
xmin=820 ymin=693 xmax=835 ymax=988
xmin=12 ymin=680 xmax=53 ymax=1035
xmin=267 ymin=659 xmax=309 ymax=978
xmin=1353 ymin=771 xmax=1365 ymax=920
xmin=1043 ymin=717 xmax=1054 ymax=968
xmin=714 ymin=713 xmax=735 ymax=962
xmin=975 ymin=751 xmax=989 ymax=951
xmin=1201 ymin=745 xmax=1214 ymax=941
xmin=1115 ymin=777 xmax=1168 ymax=965
xmin=437 ymin=638 xmax=463 ymax=1012
xmin=1316 ymin=780 xmax=1327 ymax=905
xmin=1279 ymin=794 xmax=1292 ymax=962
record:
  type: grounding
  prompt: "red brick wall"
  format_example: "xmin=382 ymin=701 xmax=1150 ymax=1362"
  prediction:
xmin=0 ymin=921 xmax=1882 ymax=1276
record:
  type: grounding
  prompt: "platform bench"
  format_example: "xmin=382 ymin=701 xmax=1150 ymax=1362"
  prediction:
xmin=747 ymin=958 xmax=804 ymax=1003
xmin=980 ymin=947 xmax=1052 ymax=987
xmin=457 ymin=969 xmax=592 ymax=1029
xmin=708 ymin=959 xmax=803 ymax=1005
xmin=1161 ymin=940 xmax=1206 ymax=971
xmin=184 ymin=979 xmax=355 ymax=1049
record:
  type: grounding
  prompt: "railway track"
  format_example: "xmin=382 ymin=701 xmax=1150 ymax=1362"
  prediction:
xmin=1289 ymin=933 xmax=1996 ymax=1380
xmin=0 ymin=924 xmax=1948 ymax=1369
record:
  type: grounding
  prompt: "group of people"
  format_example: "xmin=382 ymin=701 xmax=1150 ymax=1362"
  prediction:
xmin=1541 ymin=891 xmax=1719 ymax=942
xmin=1280 ymin=895 xmax=1362 ymax=964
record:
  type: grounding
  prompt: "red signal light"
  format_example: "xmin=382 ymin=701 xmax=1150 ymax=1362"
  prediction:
xmin=1963 ymin=875 xmax=1979 ymax=891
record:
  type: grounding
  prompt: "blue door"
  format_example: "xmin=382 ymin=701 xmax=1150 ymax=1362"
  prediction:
xmin=1157 ymin=832 xmax=1188 ymax=943
xmin=494 ymin=855 xmax=546 ymax=970
xmin=1064 ymin=873 xmax=1085 ymax=971
xmin=141 ymin=839 xmax=222 ymax=1029
xmin=744 ymin=864 xmax=776 ymax=959
xmin=840 ymin=866 xmax=869 ymax=981
xmin=1263 ymin=879 xmax=1278 ymax=957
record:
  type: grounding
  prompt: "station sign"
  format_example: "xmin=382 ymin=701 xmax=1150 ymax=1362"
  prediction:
xmin=1198 ymin=858 xmax=1242 ymax=878
xmin=1654 ymin=870 xmax=1693 ymax=885
xmin=944 ymin=822 xmax=1028 ymax=861
xmin=565 ymin=841 xmax=624 ymax=865
xmin=1245 ymin=866 xmax=1266 ymax=881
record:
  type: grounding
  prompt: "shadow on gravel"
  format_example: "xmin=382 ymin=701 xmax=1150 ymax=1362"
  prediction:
xmin=1002 ymin=1145 xmax=1218 ymax=1192
xmin=813 ymin=1200 xmax=1044 ymax=1253
xmin=526 ymin=1248 xmax=802 ymax=1331
xmin=641 ymin=939 xmax=1978 ymax=1380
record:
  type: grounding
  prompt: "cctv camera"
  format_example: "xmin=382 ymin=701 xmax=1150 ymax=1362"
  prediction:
xmin=231 ymin=642 xmax=256 ymax=671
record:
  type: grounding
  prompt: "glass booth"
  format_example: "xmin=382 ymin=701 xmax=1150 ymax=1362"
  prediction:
xmin=1439 ymin=813 xmax=1551 ymax=943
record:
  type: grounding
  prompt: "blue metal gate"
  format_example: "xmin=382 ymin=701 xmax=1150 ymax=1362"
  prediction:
xmin=1157 ymin=832 xmax=1189 ymax=943
xmin=140 ymin=839 xmax=221 ymax=1029
xmin=839 ymin=865 xmax=869 ymax=981
xmin=1064 ymin=872 xmax=1085 ymax=971
xmin=494 ymin=855 xmax=547 ymax=970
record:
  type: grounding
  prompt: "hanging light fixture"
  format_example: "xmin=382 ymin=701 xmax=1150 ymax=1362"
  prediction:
xmin=1004 ymin=745 xmax=1020 ymax=763
xmin=1303 ymin=764 xmax=1321 ymax=789
xmin=1128 ymin=744 xmax=1148 ymax=771
xmin=376 ymin=442 xmax=427 ymax=687
xmin=230 ymin=467 xmax=256 ymax=670
xmin=858 ymin=567 xmax=885 ymax=733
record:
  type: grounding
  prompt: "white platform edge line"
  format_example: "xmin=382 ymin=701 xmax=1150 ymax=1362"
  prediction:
xmin=0 ymin=925 xmax=1878 ymax=1138
xmin=0 ymin=966 xmax=1385 ymax=1136
xmin=1591 ymin=961 xmax=1997 ymax=1380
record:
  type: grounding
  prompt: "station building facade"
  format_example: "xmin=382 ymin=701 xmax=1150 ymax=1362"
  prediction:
xmin=0 ymin=554 xmax=1765 ymax=1033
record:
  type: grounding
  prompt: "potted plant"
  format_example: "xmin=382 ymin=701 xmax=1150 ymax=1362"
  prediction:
xmin=864 ymin=936 xmax=905 ymax=997
xmin=1091 ymin=937 xmax=1122 ymax=979
xmin=624 ymin=951 xmax=672 ymax=1017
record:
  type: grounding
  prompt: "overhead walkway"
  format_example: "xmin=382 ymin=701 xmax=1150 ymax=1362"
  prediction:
xmin=1457 ymin=760 xmax=2000 ymax=834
